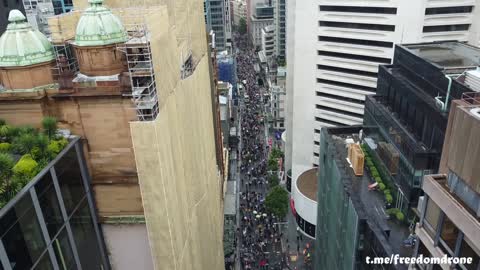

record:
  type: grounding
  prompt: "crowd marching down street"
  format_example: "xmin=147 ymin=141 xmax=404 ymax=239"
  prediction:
xmin=234 ymin=33 xmax=285 ymax=270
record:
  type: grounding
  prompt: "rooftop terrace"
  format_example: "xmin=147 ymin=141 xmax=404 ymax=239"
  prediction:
xmin=296 ymin=168 xmax=317 ymax=202
xmin=326 ymin=126 xmax=412 ymax=260
xmin=404 ymin=42 xmax=480 ymax=71
xmin=0 ymin=117 xmax=69 ymax=208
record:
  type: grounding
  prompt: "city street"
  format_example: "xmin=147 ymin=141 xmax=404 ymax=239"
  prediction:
xmin=234 ymin=32 xmax=285 ymax=270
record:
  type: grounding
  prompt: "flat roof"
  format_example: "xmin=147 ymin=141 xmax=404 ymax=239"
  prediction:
xmin=296 ymin=168 xmax=318 ymax=202
xmin=326 ymin=127 xmax=411 ymax=259
xmin=404 ymin=42 xmax=480 ymax=70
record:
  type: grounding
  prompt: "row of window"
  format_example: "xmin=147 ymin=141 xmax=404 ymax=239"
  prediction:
xmin=316 ymin=78 xmax=377 ymax=92
xmin=318 ymin=35 xmax=394 ymax=48
xmin=425 ymin=6 xmax=473 ymax=15
xmin=317 ymin=50 xmax=391 ymax=64
xmin=315 ymin=90 xmax=366 ymax=105
xmin=317 ymin=64 xmax=378 ymax=78
xmin=319 ymin=5 xmax=397 ymax=14
xmin=423 ymin=24 xmax=470 ymax=33
xmin=316 ymin=104 xmax=364 ymax=118
xmin=296 ymin=213 xmax=316 ymax=238
xmin=315 ymin=116 xmax=347 ymax=126
xmin=319 ymin=21 xmax=396 ymax=32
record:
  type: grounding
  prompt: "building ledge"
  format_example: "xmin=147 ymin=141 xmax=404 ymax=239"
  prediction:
xmin=423 ymin=174 xmax=480 ymax=247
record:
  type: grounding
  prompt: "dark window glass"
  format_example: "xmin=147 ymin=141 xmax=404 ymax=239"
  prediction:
xmin=1 ymin=194 xmax=46 ymax=269
xmin=53 ymin=229 xmax=77 ymax=270
xmin=304 ymin=219 xmax=316 ymax=238
xmin=318 ymin=35 xmax=393 ymax=48
xmin=314 ymin=129 xmax=320 ymax=134
xmin=319 ymin=21 xmax=395 ymax=31
xmin=33 ymin=251 xmax=54 ymax=270
xmin=317 ymin=64 xmax=378 ymax=78
xmin=319 ymin=5 xmax=397 ymax=14
xmin=317 ymin=50 xmax=391 ymax=64
xmin=316 ymin=78 xmax=376 ymax=92
xmin=423 ymin=24 xmax=470 ymax=32
xmin=315 ymin=116 xmax=347 ymax=126
xmin=316 ymin=104 xmax=364 ymax=118
xmin=314 ymin=141 xmax=320 ymax=145
xmin=425 ymin=6 xmax=473 ymax=15
xmin=35 ymin=172 xmax=64 ymax=239
xmin=54 ymin=148 xmax=86 ymax=215
xmin=314 ymin=152 xmax=319 ymax=157
xmin=316 ymin=91 xmax=365 ymax=105
xmin=439 ymin=215 xmax=459 ymax=254
xmin=71 ymin=200 xmax=103 ymax=270
xmin=459 ymin=236 xmax=480 ymax=270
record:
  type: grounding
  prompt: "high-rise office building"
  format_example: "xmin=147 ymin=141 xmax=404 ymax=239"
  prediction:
xmin=273 ymin=0 xmax=285 ymax=61
xmin=206 ymin=0 xmax=231 ymax=51
xmin=314 ymin=42 xmax=480 ymax=269
xmin=0 ymin=0 xmax=226 ymax=268
xmin=414 ymin=96 xmax=480 ymax=270
xmin=286 ymin=0 xmax=480 ymax=196
xmin=232 ymin=0 xmax=246 ymax=26
xmin=250 ymin=1 xmax=274 ymax=48
xmin=292 ymin=41 xmax=480 ymax=243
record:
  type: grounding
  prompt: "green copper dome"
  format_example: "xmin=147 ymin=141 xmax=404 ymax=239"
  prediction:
xmin=0 ymin=10 xmax=55 ymax=67
xmin=75 ymin=0 xmax=127 ymax=46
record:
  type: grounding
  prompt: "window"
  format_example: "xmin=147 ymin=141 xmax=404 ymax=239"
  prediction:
xmin=459 ymin=236 xmax=480 ymax=270
xmin=316 ymin=91 xmax=365 ymax=105
xmin=423 ymin=198 xmax=440 ymax=239
xmin=316 ymin=104 xmax=364 ymax=118
xmin=54 ymin=148 xmax=86 ymax=215
xmin=317 ymin=50 xmax=391 ymax=64
xmin=317 ymin=64 xmax=378 ymax=78
xmin=316 ymin=78 xmax=377 ymax=92
xmin=1 ymin=194 xmax=47 ymax=269
xmin=35 ymin=173 xmax=64 ymax=239
xmin=425 ymin=6 xmax=473 ymax=15
xmin=319 ymin=5 xmax=397 ymax=14
xmin=439 ymin=215 xmax=459 ymax=254
xmin=71 ymin=200 xmax=103 ymax=270
xmin=318 ymin=35 xmax=393 ymax=48
xmin=314 ymin=141 xmax=320 ymax=145
xmin=423 ymin=24 xmax=470 ymax=33
xmin=314 ymin=129 xmax=320 ymax=134
xmin=319 ymin=21 xmax=395 ymax=31
xmin=315 ymin=116 xmax=347 ymax=126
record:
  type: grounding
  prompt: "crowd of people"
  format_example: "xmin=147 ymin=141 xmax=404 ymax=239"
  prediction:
xmin=234 ymin=33 xmax=285 ymax=270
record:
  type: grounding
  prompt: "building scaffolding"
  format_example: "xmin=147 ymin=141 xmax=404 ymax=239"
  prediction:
xmin=51 ymin=42 xmax=79 ymax=78
xmin=117 ymin=13 xmax=159 ymax=121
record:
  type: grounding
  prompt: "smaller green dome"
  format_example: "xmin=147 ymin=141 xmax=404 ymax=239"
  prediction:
xmin=75 ymin=0 xmax=127 ymax=47
xmin=0 ymin=10 xmax=55 ymax=67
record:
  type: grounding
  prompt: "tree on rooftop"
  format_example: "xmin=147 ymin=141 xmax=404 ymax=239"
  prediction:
xmin=42 ymin=117 xmax=57 ymax=140
xmin=265 ymin=186 xmax=289 ymax=218
xmin=13 ymin=133 xmax=36 ymax=155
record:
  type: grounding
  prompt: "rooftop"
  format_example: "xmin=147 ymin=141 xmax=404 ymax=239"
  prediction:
xmin=326 ymin=126 xmax=411 ymax=260
xmin=0 ymin=118 xmax=69 ymax=208
xmin=296 ymin=168 xmax=317 ymax=202
xmin=404 ymin=42 xmax=480 ymax=71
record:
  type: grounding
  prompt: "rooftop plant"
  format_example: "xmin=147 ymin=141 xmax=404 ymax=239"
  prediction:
xmin=0 ymin=118 xmax=68 ymax=207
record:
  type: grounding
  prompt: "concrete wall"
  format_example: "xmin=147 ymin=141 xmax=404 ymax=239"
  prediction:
xmin=129 ymin=3 xmax=225 ymax=270
xmin=103 ymin=224 xmax=154 ymax=270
